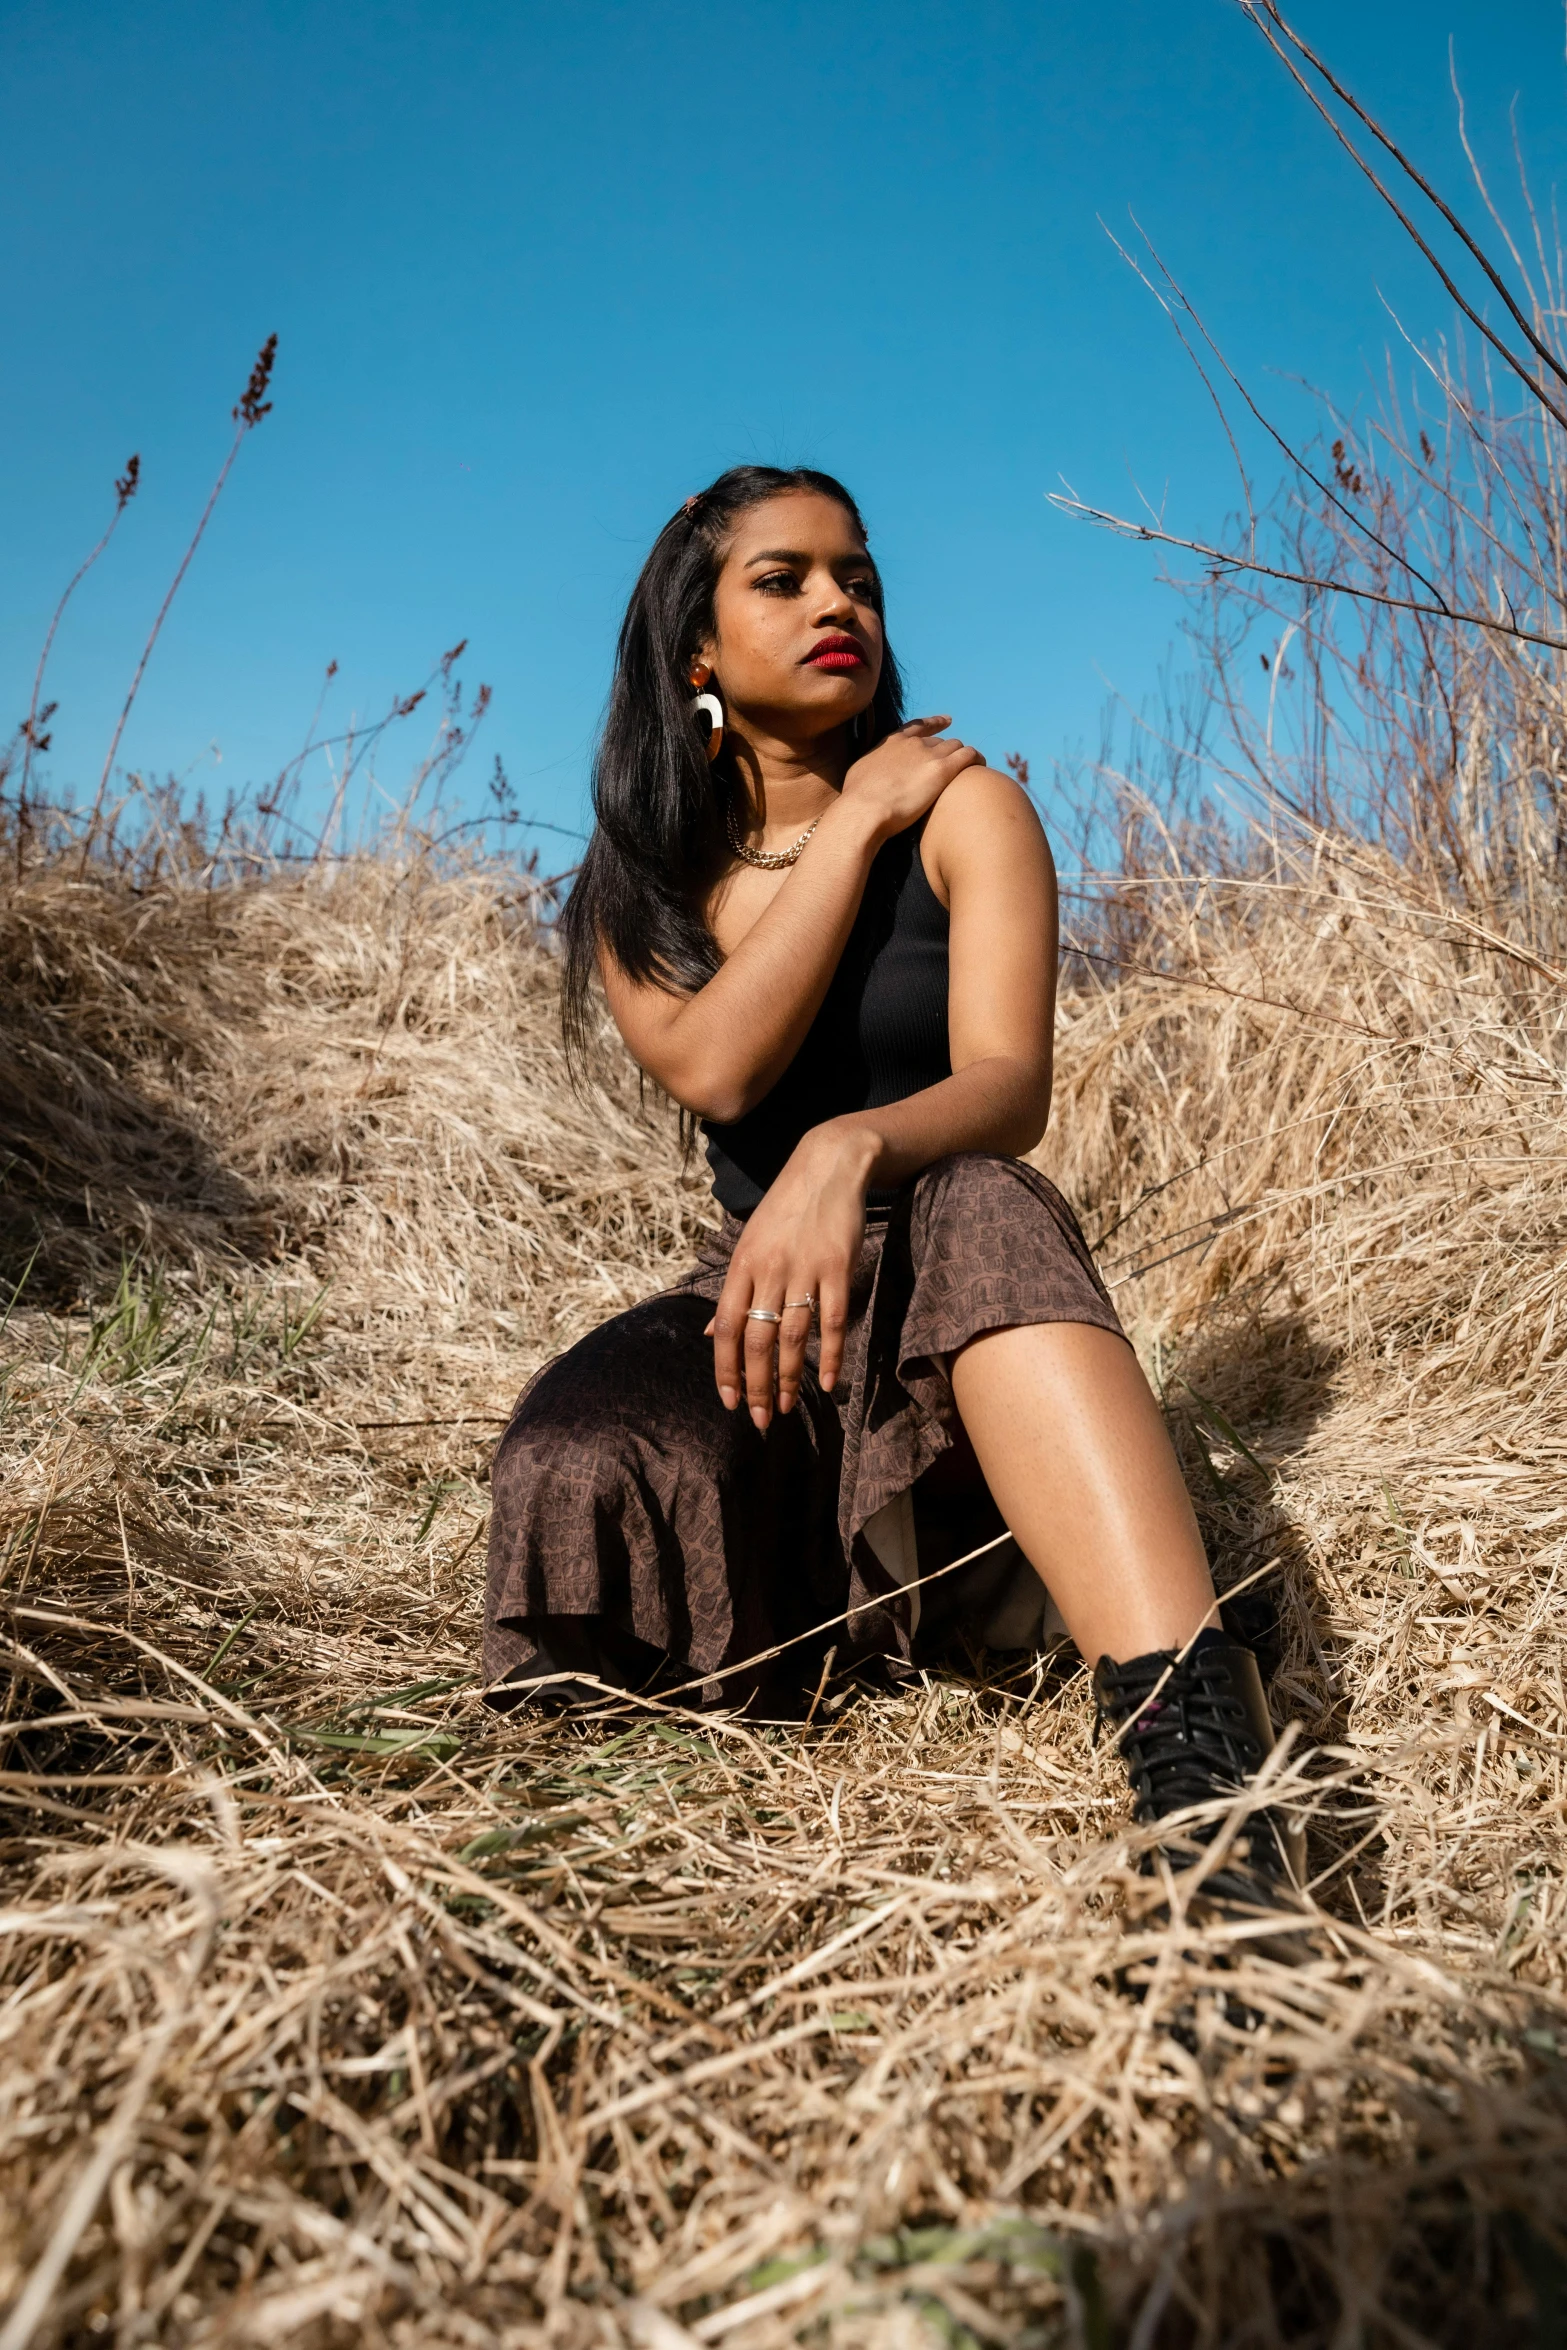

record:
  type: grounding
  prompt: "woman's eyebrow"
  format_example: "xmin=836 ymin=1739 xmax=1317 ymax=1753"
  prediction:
xmin=743 ymin=548 xmax=875 ymax=568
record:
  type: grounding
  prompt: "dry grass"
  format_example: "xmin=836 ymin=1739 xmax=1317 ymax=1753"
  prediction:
xmin=1 ymin=785 xmax=1564 ymax=2349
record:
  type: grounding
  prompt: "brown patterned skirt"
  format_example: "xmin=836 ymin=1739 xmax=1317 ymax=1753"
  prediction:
xmin=483 ymin=1153 xmax=1125 ymax=1713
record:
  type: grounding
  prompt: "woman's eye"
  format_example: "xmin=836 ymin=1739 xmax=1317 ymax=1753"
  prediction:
xmin=754 ymin=571 xmax=799 ymax=595
xmin=848 ymin=575 xmax=879 ymax=601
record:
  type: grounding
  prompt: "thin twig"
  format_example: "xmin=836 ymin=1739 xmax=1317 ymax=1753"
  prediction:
xmin=80 ymin=336 xmax=276 ymax=868
xmin=1242 ymin=1 xmax=1567 ymax=426
xmin=18 ymin=455 xmax=140 ymax=816
xmin=1049 ymin=495 xmax=1567 ymax=653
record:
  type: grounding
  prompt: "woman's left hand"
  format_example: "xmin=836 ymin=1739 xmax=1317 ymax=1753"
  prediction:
xmin=706 ymin=1120 xmax=878 ymax=1429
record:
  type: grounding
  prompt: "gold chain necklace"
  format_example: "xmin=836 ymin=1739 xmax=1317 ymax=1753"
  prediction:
xmin=725 ymin=803 xmax=821 ymax=870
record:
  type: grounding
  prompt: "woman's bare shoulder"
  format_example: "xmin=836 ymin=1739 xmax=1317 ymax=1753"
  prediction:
xmin=921 ymin=765 xmax=1054 ymax=900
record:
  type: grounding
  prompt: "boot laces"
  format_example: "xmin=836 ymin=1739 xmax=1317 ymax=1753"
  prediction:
xmin=1095 ymin=1649 xmax=1267 ymax=1828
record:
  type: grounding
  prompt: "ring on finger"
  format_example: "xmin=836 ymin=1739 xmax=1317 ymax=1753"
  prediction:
xmin=783 ymin=1295 xmax=818 ymax=1315
xmin=745 ymin=1307 xmax=782 ymax=1325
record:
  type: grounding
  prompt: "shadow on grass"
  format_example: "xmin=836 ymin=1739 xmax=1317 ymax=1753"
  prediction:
xmin=0 ymin=988 xmax=274 ymax=1305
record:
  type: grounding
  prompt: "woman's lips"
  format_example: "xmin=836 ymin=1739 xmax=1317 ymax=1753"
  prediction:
xmin=805 ymin=636 xmax=868 ymax=671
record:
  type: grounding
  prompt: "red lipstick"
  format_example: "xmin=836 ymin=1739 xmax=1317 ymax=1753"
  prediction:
xmin=805 ymin=634 xmax=868 ymax=671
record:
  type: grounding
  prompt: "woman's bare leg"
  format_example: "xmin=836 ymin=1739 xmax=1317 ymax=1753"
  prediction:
xmin=949 ymin=1321 xmax=1215 ymax=1665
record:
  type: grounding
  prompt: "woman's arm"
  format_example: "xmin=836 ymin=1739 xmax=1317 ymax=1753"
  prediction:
xmin=839 ymin=764 xmax=1058 ymax=1180
xmin=602 ymin=720 xmax=982 ymax=1124
xmin=709 ymin=768 xmax=1058 ymax=1421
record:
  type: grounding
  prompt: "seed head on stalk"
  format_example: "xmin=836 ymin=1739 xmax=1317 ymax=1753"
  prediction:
xmin=15 ymin=454 xmax=141 ymax=860
xmin=81 ymin=335 xmax=278 ymax=870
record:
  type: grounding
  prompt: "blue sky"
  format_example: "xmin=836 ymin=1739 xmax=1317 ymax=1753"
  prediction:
xmin=4 ymin=0 xmax=1565 ymax=859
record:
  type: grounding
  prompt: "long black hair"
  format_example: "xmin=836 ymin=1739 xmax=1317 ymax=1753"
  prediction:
xmin=560 ymin=464 xmax=905 ymax=1068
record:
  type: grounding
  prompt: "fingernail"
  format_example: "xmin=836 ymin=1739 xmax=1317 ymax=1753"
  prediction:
xmin=750 ymin=1406 xmax=769 ymax=1431
xmin=720 ymin=1386 xmax=738 ymax=1410
xmin=820 ymin=1373 xmax=835 ymax=1392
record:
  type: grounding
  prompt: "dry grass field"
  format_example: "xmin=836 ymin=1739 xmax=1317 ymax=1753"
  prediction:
xmin=8 ymin=123 xmax=1567 ymax=2325
xmin=1 ymin=731 xmax=1565 ymax=2346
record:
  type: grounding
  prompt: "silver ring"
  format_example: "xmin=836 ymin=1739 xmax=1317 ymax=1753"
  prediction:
xmin=784 ymin=1295 xmax=818 ymax=1314
xmin=745 ymin=1307 xmax=782 ymax=1324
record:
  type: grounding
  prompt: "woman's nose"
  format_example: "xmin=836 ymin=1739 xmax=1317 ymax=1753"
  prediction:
xmin=809 ymin=572 xmax=856 ymax=622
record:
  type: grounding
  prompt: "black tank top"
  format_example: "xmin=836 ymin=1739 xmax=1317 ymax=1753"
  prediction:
xmin=702 ymin=824 xmax=951 ymax=1218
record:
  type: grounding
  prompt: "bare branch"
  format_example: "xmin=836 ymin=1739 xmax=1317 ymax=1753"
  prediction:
xmin=1239 ymin=1 xmax=1567 ymax=431
xmin=1048 ymin=490 xmax=1567 ymax=652
xmin=1122 ymin=213 xmax=1453 ymax=613
xmin=1100 ymin=215 xmax=1258 ymax=548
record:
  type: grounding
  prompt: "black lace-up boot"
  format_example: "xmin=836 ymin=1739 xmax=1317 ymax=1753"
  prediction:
xmin=1093 ymin=1628 xmax=1307 ymax=1919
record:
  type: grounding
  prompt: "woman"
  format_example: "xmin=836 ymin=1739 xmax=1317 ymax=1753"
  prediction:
xmin=485 ymin=465 xmax=1300 ymax=1914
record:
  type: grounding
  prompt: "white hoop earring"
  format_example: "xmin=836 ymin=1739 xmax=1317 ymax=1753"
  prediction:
xmin=692 ymin=690 xmax=724 ymax=763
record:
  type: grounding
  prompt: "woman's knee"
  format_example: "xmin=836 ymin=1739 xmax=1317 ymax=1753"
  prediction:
xmin=912 ymin=1151 xmax=1040 ymax=1233
xmin=492 ymin=1292 xmax=733 ymax=1495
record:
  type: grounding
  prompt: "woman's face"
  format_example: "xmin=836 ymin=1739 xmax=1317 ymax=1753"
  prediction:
xmin=697 ymin=491 xmax=884 ymax=742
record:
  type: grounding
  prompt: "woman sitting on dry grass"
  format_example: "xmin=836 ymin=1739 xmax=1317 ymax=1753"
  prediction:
xmin=485 ymin=464 xmax=1302 ymax=1917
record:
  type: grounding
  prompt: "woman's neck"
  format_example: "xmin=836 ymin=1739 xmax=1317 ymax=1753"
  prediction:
xmin=728 ymin=723 xmax=848 ymax=844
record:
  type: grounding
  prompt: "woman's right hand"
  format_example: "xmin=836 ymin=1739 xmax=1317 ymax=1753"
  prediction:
xmin=840 ymin=716 xmax=983 ymax=843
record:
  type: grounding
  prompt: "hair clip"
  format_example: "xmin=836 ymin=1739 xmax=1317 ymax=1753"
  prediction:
xmin=683 ymin=494 xmax=699 ymax=514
